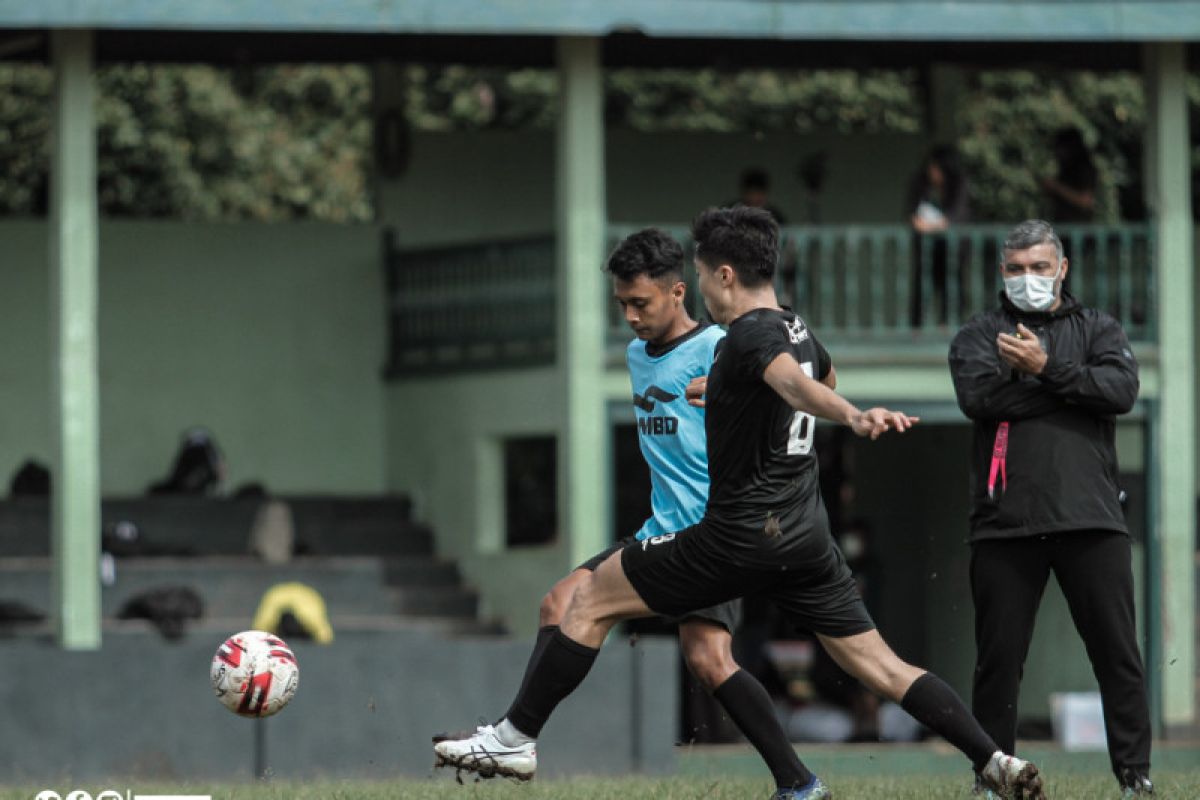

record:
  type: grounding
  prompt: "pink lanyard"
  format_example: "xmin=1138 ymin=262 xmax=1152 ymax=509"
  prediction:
xmin=987 ymin=422 xmax=1010 ymax=499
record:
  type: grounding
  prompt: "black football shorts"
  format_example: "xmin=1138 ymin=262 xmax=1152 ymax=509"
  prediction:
xmin=621 ymin=522 xmax=874 ymax=638
xmin=577 ymin=536 xmax=741 ymax=633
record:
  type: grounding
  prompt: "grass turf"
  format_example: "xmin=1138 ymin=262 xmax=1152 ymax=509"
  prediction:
xmin=4 ymin=772 xmax=1198 ymax=799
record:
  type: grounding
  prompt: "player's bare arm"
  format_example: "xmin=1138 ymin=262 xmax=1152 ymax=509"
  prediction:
xmin=762 ymin=353 xmax=917 ymax=439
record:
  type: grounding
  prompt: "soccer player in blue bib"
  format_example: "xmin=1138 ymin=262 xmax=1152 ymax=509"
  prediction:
xmin=435 ymin=228 xmax=822 ymax=795
xmin=435 ymin=211 xmax=1047 ymax=799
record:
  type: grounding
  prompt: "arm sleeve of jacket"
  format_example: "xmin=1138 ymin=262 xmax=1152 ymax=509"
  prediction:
xmin=1035 ymin=314 xmax=1139 ymax=414
xmin=949 ymin=321 xmax=1066 ymax=421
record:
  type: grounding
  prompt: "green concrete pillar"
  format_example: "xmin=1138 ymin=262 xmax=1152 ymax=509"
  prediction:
xmin=49 ymin=29 xmax=101 ymax=650
xmin=555 ymin=37 xmax=608 ymax=569
xmin=1143 ymin=41 xmax=1195 ymax=731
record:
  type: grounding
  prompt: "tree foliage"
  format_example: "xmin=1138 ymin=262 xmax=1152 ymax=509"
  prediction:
xmin=0 ymin=62 xmax=1197 ymax=223
xmin=403 ymin=65 xmax=557 ymax=130
xmin=957 ymin=70 xmax=1149 ymax=222
xmin=0 ymin=63 xmax=373 ymax=221
xmin=606 ymin=69 xmax=923 ymax=134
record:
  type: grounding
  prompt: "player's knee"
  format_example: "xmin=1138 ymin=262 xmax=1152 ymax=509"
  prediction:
xmin=539 ymin=586 xmax=568 ymax=627
xmin=681 ymin=633 xmax=738 ymax=691
xmin=541 ymin=572 xmax=590 ymax=627
xmin=564 ymin=574 xmax=604 ymax=623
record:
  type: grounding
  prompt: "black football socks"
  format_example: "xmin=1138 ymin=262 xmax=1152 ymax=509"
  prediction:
xmin=504 ymin=627 xmax=600 ymax=738
xmin=901 ymin=672 xmax=997 ymax=771
xmin=501 ymin=623 xmax=558 ymax=724
xmin=714 ymin=669 xmax=815 ymax=790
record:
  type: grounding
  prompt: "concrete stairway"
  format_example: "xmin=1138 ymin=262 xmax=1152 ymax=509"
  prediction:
xmin=0 ymin=496 xmax=503 ymax=638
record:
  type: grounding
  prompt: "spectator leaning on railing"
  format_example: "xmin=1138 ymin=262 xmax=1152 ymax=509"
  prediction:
xmin=947 ymin=219 xmax=1153 ymax=798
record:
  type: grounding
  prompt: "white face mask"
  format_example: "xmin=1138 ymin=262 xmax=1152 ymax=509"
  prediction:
xmin=1004 ymin=264 xmax=1061 ymax=312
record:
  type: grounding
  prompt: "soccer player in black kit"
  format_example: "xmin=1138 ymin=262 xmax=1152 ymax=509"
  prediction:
xmin=434 ymin=207 xmax=1046 ymax=800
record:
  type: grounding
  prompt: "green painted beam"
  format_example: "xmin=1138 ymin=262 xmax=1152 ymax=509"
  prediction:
xmin=1144 ymin=41 xmax=1196 ymax=731
xmin=603 ymin=363 xmax=1161 ymax=407
xmin=49 ymin=29 xmax=101 ymax=650
xmin=556 ymin=37 xmax=609 ymax=571
xmin=5 ymin=1 xmax=1200 ymax=41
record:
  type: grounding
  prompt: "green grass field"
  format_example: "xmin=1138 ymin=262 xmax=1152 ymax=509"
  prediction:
xmin=4 ymin=773 xmax=1199 ymax=800
xmin=8 ymin=743 xmax=1197 ymax=799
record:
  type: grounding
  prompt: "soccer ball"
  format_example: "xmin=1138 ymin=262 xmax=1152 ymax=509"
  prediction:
xmin=210 ymin=630 xmax=300 ymax=717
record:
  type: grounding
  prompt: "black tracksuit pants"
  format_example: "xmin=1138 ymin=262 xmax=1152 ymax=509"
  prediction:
xmin=970 ymin=530 xmax=1151 ymax=775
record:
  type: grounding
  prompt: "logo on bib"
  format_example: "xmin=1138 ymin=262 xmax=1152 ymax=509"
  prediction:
xmin=784 ymin=317 xmax=808 ymax=344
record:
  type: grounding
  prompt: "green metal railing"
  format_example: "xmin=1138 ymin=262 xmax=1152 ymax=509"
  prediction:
xmin=606 ymin=222 xmax=1155 ymax=353
xmin=383 ymin=230 xmax=556 ymax=376
xmin=382 ymin=224 xmax=1154 ymax=376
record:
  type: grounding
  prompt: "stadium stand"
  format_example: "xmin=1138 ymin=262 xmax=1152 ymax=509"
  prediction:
xmin=0 ymin=495 xmax=503 ymax=638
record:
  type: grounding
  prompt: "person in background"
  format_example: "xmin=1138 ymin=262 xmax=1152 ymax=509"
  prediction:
xmin=434 ymin=207 xmax=1045 ymax=800
xmin=734 ymin=167 xmax=788 ymax=225
xmin=907 ymin=145 xmax=970 ymax=326
xmin=948 ymin=219 xmax=1152 ymax=799
xmin=1039 ymin=127 xmax=1097 ymax=224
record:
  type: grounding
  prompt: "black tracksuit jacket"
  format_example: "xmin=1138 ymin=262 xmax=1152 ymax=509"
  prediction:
xmin=948 ymin=291 xmax=1139 ymax=542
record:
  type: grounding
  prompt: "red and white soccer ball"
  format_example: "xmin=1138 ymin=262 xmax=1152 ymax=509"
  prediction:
xmin=210 ymin=630 xmax=300 ymax=718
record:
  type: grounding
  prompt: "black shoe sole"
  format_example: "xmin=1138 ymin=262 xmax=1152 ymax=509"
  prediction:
xmin=434 ymin=751 xmax=535 ymax=782
xmin=1011 ymin=763 xmax=1046 ymax=800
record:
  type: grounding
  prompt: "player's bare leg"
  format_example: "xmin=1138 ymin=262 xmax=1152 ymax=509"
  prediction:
xmin=558 ymin=550 xmax=654 ymax=645
xmin=434 ymin=552 xmax=653 ymax=780
xmin=540 ymin=568 xmax=590 ymax=627
xmin=819 ymin=630 xmax=1045 ymax=800
xmin=683 ymin=620 xmax=827 ymax=798
xmin=678 ymin=619 xmax=739 ymax=690
xmin=817 ymin=628 xmax=923 ymax=701
xmin=431 ymin=569 xmax=592 ymax=746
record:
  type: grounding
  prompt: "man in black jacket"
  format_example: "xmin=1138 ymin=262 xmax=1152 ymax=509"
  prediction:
xmin=949 ymin=219 xmax=1153 ymax=797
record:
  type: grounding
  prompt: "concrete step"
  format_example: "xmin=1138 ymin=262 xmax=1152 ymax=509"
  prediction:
xmin=0 ymin=495 xmax=424 ymax=558
xmin=299 ymin=519 xmax=434 ymax=556
xmin=0 ymin=556 xmax=463 ymax=619
xmin=383 ymin=556 xmax=461 ymax=586
xmin=0 ymin=613 xmax=507 ymax=641
xmin=391 ymin=585 xmax=479 ymax=618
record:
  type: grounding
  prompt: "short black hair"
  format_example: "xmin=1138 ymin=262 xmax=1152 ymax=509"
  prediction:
xmin=691 ymin=206 xmax=779 ymax=289
xmin=604 ymin=228 xmax=684 ymax=284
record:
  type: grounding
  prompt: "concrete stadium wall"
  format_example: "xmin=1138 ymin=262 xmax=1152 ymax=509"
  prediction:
xmin=0 ymin=221 xmax=387 ymax=496
xmin=384 ymin=367 xmax=570 ymax=635
xmin=0 ymin=629 xmax=677 ymax=782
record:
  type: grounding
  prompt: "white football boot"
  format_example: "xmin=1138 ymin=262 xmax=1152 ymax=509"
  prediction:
xmin=433 ymin=723 xmax=537 ymax=781
xmin=979 ymin=751 xmax=1045 ymax=800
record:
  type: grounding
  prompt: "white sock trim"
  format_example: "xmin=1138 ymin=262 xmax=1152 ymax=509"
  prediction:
xmin=496 ymin=718 xmax=536 ymax=747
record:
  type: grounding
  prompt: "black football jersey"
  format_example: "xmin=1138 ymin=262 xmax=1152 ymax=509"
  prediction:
xmin=702 ymin=307 xmax=833 ymax=565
